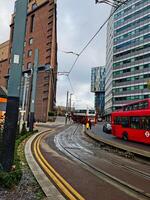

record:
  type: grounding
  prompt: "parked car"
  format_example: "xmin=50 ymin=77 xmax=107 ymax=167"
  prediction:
xmin=98 ymin=117 xmax=102 ymax=122
xmin=103 ymin=122 xmax=112 ymax=134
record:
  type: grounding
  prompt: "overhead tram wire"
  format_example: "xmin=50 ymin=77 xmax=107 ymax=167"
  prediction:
xmin=34 ymin=0 xmax=129 ymax=95
xmin=68 ymin=0 xmax=129 ymax=75
xmin=66 ymin=75 xmax=75 ymax=94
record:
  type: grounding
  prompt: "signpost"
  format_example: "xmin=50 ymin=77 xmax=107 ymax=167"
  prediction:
xmin=1 ymin=0 xmax=28 ymax=171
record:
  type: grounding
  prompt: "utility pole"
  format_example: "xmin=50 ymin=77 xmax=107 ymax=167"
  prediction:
xmin=1 ymin=0 xmax=28 ymax=171
xmin=29 ymin=49 xmax=39 ymax=132
xmin=65 ymin=91 xmax=69 ymax=124
xmin=69 ymin=93 xmax=73 ymax=112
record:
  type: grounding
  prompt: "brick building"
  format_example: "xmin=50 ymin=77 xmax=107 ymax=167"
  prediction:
xmin=8 ymin=0 xmax=57 ymax=122
xmin=0 ymin=41 xmax=9 ymax=88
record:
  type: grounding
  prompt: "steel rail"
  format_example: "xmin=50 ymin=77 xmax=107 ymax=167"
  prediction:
xmin=55 ymin=125 xmax=150 ymax=200
xmin=74 ymin=126 xmax=150 ymax=180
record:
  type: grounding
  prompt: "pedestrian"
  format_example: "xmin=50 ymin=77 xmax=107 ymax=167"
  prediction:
xmin=86 ymin=122 xmax=89 ymax=129
xmin=89 ymin=119 xmax=92 ymax=129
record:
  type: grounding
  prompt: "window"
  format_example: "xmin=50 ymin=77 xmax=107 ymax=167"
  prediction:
xmin=28 ymin=50 xmax=32 ymax=57
xmin=130 ymin=117 xmax=140 ymax=129
xmin=141 ymin=117 xmax=150 ymax=130
xmin=30 ymin=15 xmax=35 ymax=32
xmin=114 ymin=117 xmax=121 ymax=125
xmin=27 ymin=62 xmax=32 ymax=69
xmin=121 ymin=117 xmax=130 ymax=128
xmin=29 ymin=38 xmax=33 ymax=45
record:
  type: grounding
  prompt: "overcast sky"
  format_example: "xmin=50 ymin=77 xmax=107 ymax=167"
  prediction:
xmin=0 ymin=0 xmax=110 ymax=109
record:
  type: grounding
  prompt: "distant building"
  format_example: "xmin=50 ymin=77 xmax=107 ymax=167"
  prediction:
xmin=105 ymin=0 xmax=150 ymax=116
xmin=0 ymin=41 xmax=9 ymax=88
xmin=91 ymin=66 xmax=106 ymax=115
xmin=7 ymin=0 xmax=57 ymax=122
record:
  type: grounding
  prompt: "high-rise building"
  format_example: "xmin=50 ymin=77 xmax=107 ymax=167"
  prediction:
xmin=105 ymin=12 xmax=114 ymax=117
xmin=7 ymin=0 xmax=57 ymax=122
xmin=105 ymin=0 xmax=150 ymax=115
xmin=91 ymin=66 xmax=106 ymax=115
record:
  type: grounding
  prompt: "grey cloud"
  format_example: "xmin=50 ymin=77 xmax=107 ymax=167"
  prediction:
xmin=0 ymin=0 xmax=110 ymax=108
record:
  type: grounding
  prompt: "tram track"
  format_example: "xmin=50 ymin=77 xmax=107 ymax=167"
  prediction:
xmin=74 ymin=126 xmax=150 ymax=180
xmin=69 ymin=125 xmax=150 ymax=180
xmin=54 ymin=125 xmax=150 ymax=200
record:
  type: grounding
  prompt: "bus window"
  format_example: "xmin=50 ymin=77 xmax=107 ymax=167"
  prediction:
xmin=130 ymin=117 xmax=140 ymax=129
xmin=143 ymin=102 xmax=148 ymax=109
xmin=139 ymin=103 xmax=143 ymax=109
xmin=141 ymin=117 xmax=150 ymax=130
xmin=133 ymin=104 xmax=138 ymax=110
xmin=121 ymin=117 xmax=130 ymax=128
xmin=114 ymin=117 xmax=121 ymax=125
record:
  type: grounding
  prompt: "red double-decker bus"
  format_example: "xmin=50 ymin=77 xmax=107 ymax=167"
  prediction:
xmin=111 ymin=99 xmax=150 ymax=144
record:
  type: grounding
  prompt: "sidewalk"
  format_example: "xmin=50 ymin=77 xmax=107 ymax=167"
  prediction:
xmin=25 ymin=127 xmax=65 ymax=200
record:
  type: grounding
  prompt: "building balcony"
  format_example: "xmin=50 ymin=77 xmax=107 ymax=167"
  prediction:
xmin=114 ymin=88 xmax=150 ymax=96
xmin=115 ymin=8 xmax=150 ymax=30
xmin=113 ymin=68 xmax=150 ymax=79
xmin=114 ymin=28 xmax=150 ymax=46
xmin=113 ymin=57 xmax=150 ymax=70
xmin=114 ymin=47 xmax=150 ymax=62
xmin=114 ymin=2 xmax=149 ymax=22
xmin=113 ymin=77 xmax=150 ymax=87
xmin=114 ymin=38 xmax=150 ymax=55
xmin=114 ymin=19 xmax=150 ymax=37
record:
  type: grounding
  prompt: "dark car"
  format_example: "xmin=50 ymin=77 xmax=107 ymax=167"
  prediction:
xmin=103 ymin=122 xmax=112 ymax=134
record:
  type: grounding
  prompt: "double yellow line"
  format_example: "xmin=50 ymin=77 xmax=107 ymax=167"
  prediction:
xmin=33 ymin=131 xmax=85 ymax=200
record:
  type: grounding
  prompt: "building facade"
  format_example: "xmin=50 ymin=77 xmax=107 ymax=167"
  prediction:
xmin=8 ymin=0 xmax=57 ymax=122
xmin=105 ymin=0 xmax=150 ymax=114
xmin=105 ymin=10 xmax=114 ymax=116
xmin=91 ymin=66 xmax=106 ymax=115
xmin=0 ymin=41 xmax=9 ymax=88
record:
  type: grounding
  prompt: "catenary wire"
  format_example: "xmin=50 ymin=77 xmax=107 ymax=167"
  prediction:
xmin=68 ymin=0 xmax=129 ymax=75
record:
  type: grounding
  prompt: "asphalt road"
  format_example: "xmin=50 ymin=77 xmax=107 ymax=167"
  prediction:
xmin=33 ymin=124 xmax=150 ymax=200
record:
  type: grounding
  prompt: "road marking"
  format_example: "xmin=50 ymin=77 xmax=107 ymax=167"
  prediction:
xmin=33 ymin=131 xmax=85 ymax=200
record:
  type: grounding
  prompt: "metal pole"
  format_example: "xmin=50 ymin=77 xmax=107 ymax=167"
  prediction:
xmin=65 ymin=91 xmax=69 ymax=124
xmin=20 ymin=73 xmax=28 ymax=132
xmin=69 ymin=93 xmax=73 ymax=112
xmin=29 ymin=49 xmax=39 ymax=132
xmin=1 ymin=0 xmax=28 ymax=171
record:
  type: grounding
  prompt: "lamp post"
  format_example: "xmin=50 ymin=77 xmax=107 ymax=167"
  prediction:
xmin=65 ymin=91 xmax=69 ymax=125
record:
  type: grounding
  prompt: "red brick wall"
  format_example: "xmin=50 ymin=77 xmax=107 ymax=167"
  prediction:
xmin=8 ymin=0 xmax=57 ymax=122
xmin=0 ymin=59 xmax=8 ymax=88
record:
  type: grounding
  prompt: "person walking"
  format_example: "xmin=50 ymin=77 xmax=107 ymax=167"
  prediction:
xmin=89 ymin=119 xmax=92 ymax=129
xmin=86 ymin=121 xmax=90 ymax=129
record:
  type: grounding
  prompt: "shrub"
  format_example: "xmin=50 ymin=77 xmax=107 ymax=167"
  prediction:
xmin=48 ymin=111 xmax=56 ymax=116
xmin=0 ymin=131 xmax=31 ymax=188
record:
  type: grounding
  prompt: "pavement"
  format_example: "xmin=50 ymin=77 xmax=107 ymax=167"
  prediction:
xmin=85 ymin=123 xmax=150 ymax=158
xmin=25 ymin=125 xmax=66 ymax=200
